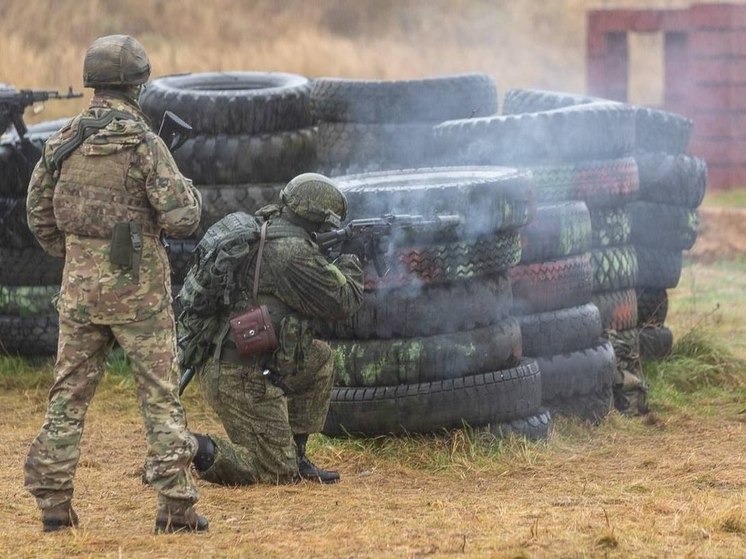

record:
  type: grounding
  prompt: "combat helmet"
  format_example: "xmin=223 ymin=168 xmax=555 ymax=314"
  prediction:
xmin=280 ymin=173 xmax=348 ymax=229
xmin=83 ymin=35 xmax=151 ymax=88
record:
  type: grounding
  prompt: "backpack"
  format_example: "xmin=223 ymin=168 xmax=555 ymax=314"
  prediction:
xmin=176 ymin=211 xmax=262 ymax=370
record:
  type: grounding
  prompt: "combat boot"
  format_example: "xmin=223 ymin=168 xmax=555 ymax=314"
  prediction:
xmin=41 ymin=502 xmax=79 ymax=532
xmin=154 ymin=501 xmax=209 ymax=534
xmin=294 ymin=433 xmax=340 ymax=484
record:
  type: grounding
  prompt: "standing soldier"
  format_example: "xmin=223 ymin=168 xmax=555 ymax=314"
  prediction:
xmin=178 ymin=173 xmax=364 ymax=486
xmin=23 ymin=35 xmax=208 ymax=533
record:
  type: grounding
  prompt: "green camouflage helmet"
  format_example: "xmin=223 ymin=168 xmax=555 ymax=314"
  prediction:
xmin=83 ymin=35 xmax=151 ymax=88
xmin=280 ymin=173 xmax=348 ymax=228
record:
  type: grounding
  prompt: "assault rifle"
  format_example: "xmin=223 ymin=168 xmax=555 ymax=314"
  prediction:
xmin=0 ymin=87 xmax=82 ymax=138
xmin=313 ymin=213 xmax=461 ymax=276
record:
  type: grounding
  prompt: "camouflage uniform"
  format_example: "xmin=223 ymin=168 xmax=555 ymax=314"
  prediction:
xmin=23 ymin=93 xmax=202 ymax=511
xmin=194 ymin=214 xmax=364 ymax=485
xmin=605 ymin=328 xmax=649 ymax=416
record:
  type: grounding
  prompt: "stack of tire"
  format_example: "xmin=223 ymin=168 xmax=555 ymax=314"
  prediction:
xmin=0 ymin=119 xmax=68 ymax=356
xmin=430 ymin=90 xmax=643 ymax=421
xmin=316 ymin=167 xmax=550 ymax=440
xmin=632 ymin=117 xmax=707 ymax=359
xmin=139 ymin=72 xmax=318 ymax=287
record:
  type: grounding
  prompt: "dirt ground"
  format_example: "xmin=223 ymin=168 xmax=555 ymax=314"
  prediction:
xmin=0 ymin=376 xmax=743 ymax=558
xmin=688 ymin=207 xmax=746 ymax=263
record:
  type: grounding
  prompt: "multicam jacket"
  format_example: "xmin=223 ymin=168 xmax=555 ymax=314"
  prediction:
xmin=26 ymin=93 xmax=202 ymax=324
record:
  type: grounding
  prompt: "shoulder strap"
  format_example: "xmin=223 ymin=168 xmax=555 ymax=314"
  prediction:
xmin=252 ymin=221 xmax=269 ymax=306
xmin=51 ymin=109 xmax=137 ymax=171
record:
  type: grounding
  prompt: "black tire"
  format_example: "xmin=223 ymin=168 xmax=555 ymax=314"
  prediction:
xmin=315 ymin=274 xmax=512 ymax=339
xmin=432 ymin=102 xmax=635 ymax=164
xmin=519 ymin=202 xmax=592 ymax=264
xmin=139 ymin=72 xmax=313 ymax=134
xmin=310 ymin=74 xmax=498 ymax=123
xmin=197 ymin=183 xmax=285 ymax=230
xmin=0 ymin=247 xmax=64 ymax=286
xmin=518 ymin=303 xmax=603 ymax=357
xmin=635 ymin=247 xmax=683 ymax=289
xmin=536 ymin=340 xmax=616 ymax=423
xmin=0 ymin=196 xmax=37 ymax=249
xmin=0 ymin=286 xmax=58 ymax=315
xmin=591 ymin=246 xmax=638 ymax=293
xmin=636 ymin=288 xmax=668 ymax=326
xmin=330 ymin=318 xmax=522 ymax=387
xmin=591 ymin=289 xmax=638 ymax=331
xmin=481 ymin=408 xmax=553 ymax=442
xmin=0 ymin=134 xmax=51 ymax=197
xmin=0 ymin=314 xmax=58 ymax=356
xmin=335 ymin=167 xmax=535 ymax=238
xmin=316 ymin=121 xmax=433 ymax=169
xmin=635 ymin=152 xmax=707 ymax=208
xmin=524 ymin=157 xmax=639 ymax=208
xmin=629 ymin=201 xmax=699 ymax=251
xmin=510 ymin=253 xmax=593 ymax=314
xmin=365 ymin=231 xmax=521 ymax=290
xmin=172 ymin=129 xmax=317 ymax=184
xmin=589 ymin=206 xmax=631 ymax=248
xmin=502 ymin=88 xmax=595 ymax=115
xmin=639 ymin=326 xmax=673 ymax=359
xmin=166 ymin=239 xmax=198 ymax=286
xmin=322 ymin=358 xmax=542 ymax=436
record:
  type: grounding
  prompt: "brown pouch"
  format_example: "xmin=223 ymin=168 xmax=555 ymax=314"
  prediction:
xmin=229 ymin=305 xmax=278 ymax=357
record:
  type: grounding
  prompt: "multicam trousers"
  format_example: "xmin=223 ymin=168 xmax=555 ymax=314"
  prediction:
xmin=196 ymin=338 xmax=334 ymax=486
xmin=605 ymin=328 xmax=649 ymax=416
xmin=24 ymin=307 xmax=199 ymax=509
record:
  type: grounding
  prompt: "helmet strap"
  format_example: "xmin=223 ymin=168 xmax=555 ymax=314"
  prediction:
xmin=281 ymin=207 xmax=320 ymax=235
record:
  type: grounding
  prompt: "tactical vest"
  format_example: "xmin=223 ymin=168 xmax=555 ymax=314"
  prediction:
xmin=51 ymin=128 xmax=158 ymax=239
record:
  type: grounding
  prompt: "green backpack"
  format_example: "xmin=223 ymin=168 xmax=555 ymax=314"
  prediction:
xmin=175 ymin=212 xmax=262 ymax=370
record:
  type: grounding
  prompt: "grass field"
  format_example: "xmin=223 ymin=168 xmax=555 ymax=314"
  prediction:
xmin=1 ymin=256 xmax=744 ymax=558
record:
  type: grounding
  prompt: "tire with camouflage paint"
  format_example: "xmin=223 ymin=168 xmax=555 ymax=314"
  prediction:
xmin=591 ymin=289 xmax=638 ymax=331
xmin=589 ymin=206 xmax=631 ymax=248
xmin=0 ymin=247 xmax=64 ymax=286
xmin=322 ymin=358 xmax=542 ymax=436
xmin=432 ymin=102 xmax=635 ymax=165
xmin=335 ymin=167 xmax=535 ymax=239
xmin=635 ymin=152 xmax=707 ymax=208
xmin=363 ymin=230 xmax=521 ymax=290
xmin=510 ymin=253 xmax=593 ymax=315
xmin=172 ymin=129 xmax=316 ymax=184
xmin=315 ymin=274 xmax=512 ymax=339
xmin=310 ymin=74 xmax=498 ymax=123
xmin=635 ymin=247 xmax=683 ymax=289
xmin=0 ymin=286 xmax=58 ymax=315
xmin=629 ymin=201 xmax=699 ymax=250
xmin=536 ymin=340 xmax=616 ymax=423
xmin=502 ymin=89 xmax=693 ymax=154
xmin=197 ymin=183 xmax=285 ymax=230
xmin=139 ymin=72 xmax=313 ymax=135
xmin=0 ymin=314 xmax=58 ymax=356
xmin=522 ymin=157 xmax=639 ymax=208
xmin=481 ymin=408 xmax=553 ymax=442
xmin=330 ymin=318 xmax=522 ymax=387
xmin=591 ymin=246 xmax=638 ymax=293
xmin=636 ymin=288 xmax=668 ymax=326
xmin=519 ymin=201 xmax=591 ymax=264
xmin=639 ymin=326 xmax=673 ymax=360
xmin=518 ymin=303 xmax=603 ymax=357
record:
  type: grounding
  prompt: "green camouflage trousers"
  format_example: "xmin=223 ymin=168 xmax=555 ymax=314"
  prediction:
xmin=605 ymin=328 xmax=649 ymax=416
xmin=24 ymin=308 xmax=199 ymax=509
xmin=197 ymin=339 xmax=334 ymax=486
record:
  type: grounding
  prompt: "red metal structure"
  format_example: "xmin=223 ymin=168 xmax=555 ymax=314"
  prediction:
xmin=588 ymin=3 xmax=746 ymax=190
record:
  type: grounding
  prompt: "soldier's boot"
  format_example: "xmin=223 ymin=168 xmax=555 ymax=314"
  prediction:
xmin=41 ymin=502 xmax=79 ymax=532
xmin=294 ymin=433 xmax=340 ymax=484
xmin=191 ymin=433 xmax=215 ymax=473
xmin=154 ymin=500 xmax=209 ymax=534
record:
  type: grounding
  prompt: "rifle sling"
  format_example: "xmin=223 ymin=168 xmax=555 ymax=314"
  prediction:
xmin=52 ymin=109 xmax=135 ymax=171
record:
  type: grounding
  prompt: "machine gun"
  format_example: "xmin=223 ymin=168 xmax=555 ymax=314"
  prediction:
xmin=313 ymin=213 xmax=461 ymax=276
xmin=0 ymin=87 xmax=82 ymax=139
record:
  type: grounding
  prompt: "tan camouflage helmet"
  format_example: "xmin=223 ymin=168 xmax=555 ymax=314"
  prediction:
xmin=83 ymin=35 xmax=151 ymax=88
xmin=281 ymin=173 xmax=348 ymax=228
